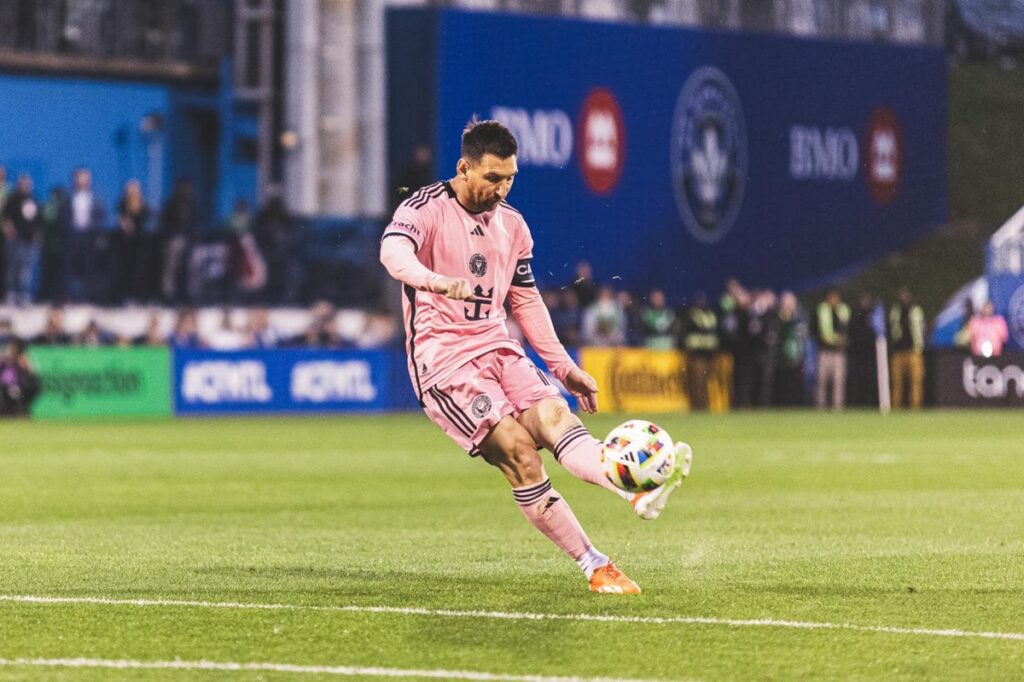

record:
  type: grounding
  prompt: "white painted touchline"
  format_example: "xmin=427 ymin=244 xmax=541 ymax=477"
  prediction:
xmin=1 ymin=594 xmax=1023 ymax=643
xmin=0 ymin=657 xmax=660 ymax=682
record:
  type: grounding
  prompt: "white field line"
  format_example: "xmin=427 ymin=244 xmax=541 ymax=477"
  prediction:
xmin=0 ymin=657 xmax=658 ymax=682
xmin=2 ymin=594 xmax=1023 ymax=643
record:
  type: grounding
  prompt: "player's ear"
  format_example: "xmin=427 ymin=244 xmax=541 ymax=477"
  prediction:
xmin=456 ymin=158 xmax=469 ymax=178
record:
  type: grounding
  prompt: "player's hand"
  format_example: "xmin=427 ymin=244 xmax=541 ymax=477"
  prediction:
xmin=563 ymin=366 xmax=599 ymax=414
xmin=432 ymin=276 xmax=473 ymax=301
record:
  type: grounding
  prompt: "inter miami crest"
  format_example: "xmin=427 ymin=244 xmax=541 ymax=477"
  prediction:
xmin=469 ymin=253 xmax=488 ymax=277
xmin=471 ymin=394 xmax=492 ymax=418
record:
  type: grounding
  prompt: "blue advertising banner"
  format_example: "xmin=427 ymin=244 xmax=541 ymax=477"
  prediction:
xmin=388 ymin=9 xmax=947 ymax=301
xmin=173 ymin=348 xmax=418 ymax=415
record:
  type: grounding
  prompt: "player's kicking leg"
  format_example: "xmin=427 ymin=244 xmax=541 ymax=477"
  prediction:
xmin=479 ymin=415 xmax=640 ymax=595
xmin=518 ymin=398 xmax=692 ymax=521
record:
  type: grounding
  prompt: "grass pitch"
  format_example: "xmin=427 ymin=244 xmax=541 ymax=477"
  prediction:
xmin=1 ymin=411 xmax=1022 ymax=680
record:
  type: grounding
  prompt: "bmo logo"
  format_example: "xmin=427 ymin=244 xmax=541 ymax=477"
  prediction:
xmin=490 ymin=106 xmax=573 ymax=167
xmin=489 ymin=89 xmax=626 ymax=193
xmin=577 ymin=88 xmax=625 ymax=195
xmin=866 ymin=107 xmax=901 ymax=205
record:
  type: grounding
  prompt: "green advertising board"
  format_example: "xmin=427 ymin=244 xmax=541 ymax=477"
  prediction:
xmin=28 ymin=346 xmax=172 ymax=418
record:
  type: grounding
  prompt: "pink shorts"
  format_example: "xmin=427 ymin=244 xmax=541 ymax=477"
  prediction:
xmin=422 ymin=348 xmax=564 ymax=455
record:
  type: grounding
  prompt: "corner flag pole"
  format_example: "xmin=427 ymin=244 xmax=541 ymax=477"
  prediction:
xmin=876 ymin=336 xmax=891 ymax=415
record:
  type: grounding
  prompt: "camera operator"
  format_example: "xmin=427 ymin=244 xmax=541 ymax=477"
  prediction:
xmin=0 ymin=338 xmax=40 ymax=417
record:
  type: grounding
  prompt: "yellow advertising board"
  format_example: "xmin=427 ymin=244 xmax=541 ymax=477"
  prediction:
xmin=581 ymin=347 xmax=690 ymax=413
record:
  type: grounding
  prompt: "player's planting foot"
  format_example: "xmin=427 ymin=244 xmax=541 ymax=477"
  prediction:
xmin=589 ymin=562 xmax=641 ymax=595
xmin=631 ymin=441 xmax=692 ymax=521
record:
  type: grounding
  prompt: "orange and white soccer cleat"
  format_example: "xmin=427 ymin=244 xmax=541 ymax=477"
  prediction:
xmin=631 ymin=441 xmax=692 ymax=521
xmin=589 ymin=562 xmax=641 ymax=595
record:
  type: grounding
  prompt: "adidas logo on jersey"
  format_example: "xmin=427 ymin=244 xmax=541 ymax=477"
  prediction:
xmin=470 ymin=226 xmax=484 ymax=236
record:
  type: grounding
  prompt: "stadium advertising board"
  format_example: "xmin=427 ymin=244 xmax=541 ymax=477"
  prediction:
xmin=388 ymin=9 xmax=947 ymax=299
xmin=28 ymin=346 xmax=171 ymax=418
xmin=932 ymin=351 xmax=1024 ymax=407
xmin=581 ymin=347 xmax=689 ymax=413
xmin=172 ymin=348 xmax=416 ymax=415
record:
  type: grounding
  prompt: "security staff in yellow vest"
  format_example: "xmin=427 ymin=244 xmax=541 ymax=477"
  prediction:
xmin=683 ymin=292 xmax=718 ymax=411
xmin=815 ymin=289 xmax=850 ymax=410
xmin=888 ymin=287 xmax=926 ymax=409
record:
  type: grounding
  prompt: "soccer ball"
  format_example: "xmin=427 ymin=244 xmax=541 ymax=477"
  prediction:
xmin=601 ymin=420 xmax=676 ymax=493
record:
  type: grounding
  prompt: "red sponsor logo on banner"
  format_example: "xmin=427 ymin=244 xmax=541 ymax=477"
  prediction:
xmin=577 ymin=88 xmax=626 ymax=195
xmin=866 ymin=107 xmax=901 ymax=205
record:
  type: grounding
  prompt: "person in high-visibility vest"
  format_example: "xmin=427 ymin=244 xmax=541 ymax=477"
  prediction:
xmin=683 ymin=292 xmax=718 ymax=411
xmin=888 ymin=287 xmax=926 ymax=409
xmin=815 ymin=289 xmax=850 ymax=410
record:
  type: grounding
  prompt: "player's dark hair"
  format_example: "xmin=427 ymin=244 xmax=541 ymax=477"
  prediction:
xmin=461 ymin=119 xmax=518 ymax=162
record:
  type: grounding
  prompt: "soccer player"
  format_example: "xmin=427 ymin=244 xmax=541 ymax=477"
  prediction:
xmin=380 ymin=120 xmax=692 ymax=594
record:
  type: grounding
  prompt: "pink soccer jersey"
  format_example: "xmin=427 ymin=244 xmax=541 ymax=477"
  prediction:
xmin=381 ymin=181 xmax=538 ymax=399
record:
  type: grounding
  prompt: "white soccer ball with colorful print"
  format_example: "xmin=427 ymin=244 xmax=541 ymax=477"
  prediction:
xmin=601 ymin=420 xmax=677 ymax=493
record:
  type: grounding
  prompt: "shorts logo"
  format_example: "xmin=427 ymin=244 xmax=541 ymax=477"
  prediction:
xmin=469 ymin=253 xmax=488 ymax=277
xmin=471 ymin=394 xmax=492 ymax=419
xmin=670 ymin=66 xmax=747 ymax=244
xmin=1009 ymin=284 xmax=1024 ymax=349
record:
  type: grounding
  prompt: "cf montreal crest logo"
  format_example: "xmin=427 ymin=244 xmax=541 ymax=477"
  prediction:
xmin=471 ymin=394 xmax=492 ymax=419
xmin=469 ymin=253 xmax=487 ymax=277
xmin=1010 ymin=284 xmax=1024 ymax=349
xmin=670 ymin=66 xmax=747 ymax=244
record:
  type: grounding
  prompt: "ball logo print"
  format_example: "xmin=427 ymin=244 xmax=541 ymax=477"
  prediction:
xmin=469 ymin=253 xmax=487 ymax=277
xmin=471 ymin=394 xmax=492 ymax=419
xmin=671 ymin=66 xmax=748 ymax=244
xmin=866 ymin=107 xmax=901 ymax=205
xmin=577 ymin=88 xmax=625 ymax=195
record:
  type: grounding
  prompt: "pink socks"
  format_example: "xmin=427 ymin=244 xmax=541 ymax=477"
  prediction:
xmin=512 ymin=478 xmax=608 ymax=577
xmin=553 ymin=425 xmax=630 ymax=499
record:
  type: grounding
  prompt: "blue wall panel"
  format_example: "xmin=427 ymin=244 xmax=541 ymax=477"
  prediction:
xmin=389 ymin=9 xmax=948 ymax=301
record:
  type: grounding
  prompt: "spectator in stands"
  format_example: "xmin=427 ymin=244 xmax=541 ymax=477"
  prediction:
xmin=774 ymin=291 xmax=806 ymax=406
xmin=139 ymin=312 xmax=167 ymax=346
xmin=34 ymin=308 xmax=70 ymax=345
xmin=889 ymin=287 xmax=926 ymax=409
xmin=714 ymin=279 xmax=743 ymax=410
xmin=115 ymin=179 xmax=152 ymax=304
xmin=954 ymin=299 xmax=974 ymax=350
xmin=392 ymin=144 xmax=433 ymax=209
xmin=617 ymin=290 xmax=642 ymax=346
xmin=170 ymin=308 xmax=201 ymax=347
xmin=640 ymin=289 xmax=677 ymax=350
xmin=726 ymin=281 xmax=758 ymax=408
xmin=62 ymin=167 xmax=107 ymax=302
xmin=246 ymin=308 xmax=280 ymax=348
xmin=572 ymin=261 xmax=599 ymax=310
xmin=2 ymin=173 xmax=44 ymax=306
xmin=0 ymin=338 xmax=40 ymax=417
xmin=39 ymin=186 xmax=67 ymax=302
xmin=815 ymin=289 xmax=850 ymax=410
xmin=752 ymin=290 xmax=780 ymax=407
xmin=253 ymin=193 xmax=297 ymax=304
xmin=580 ymin=285 xmax=626 ymax=346
xmin=847 ymin=292 xmax=879 ymax=407
xmin=968 ymin=301 xmax=1009 ymax=358
xmin=551 ymin=288 xmax=581 ymax=347
xmin=305 ymin=301 xmax=341 ymax=347
xmin=75 ymin=319 xmax=114 ymax=347
xmin=683 ymin=292 xmax=718 ymax=411
xmin=159 ymin=179 xmax=198 ymax=303
xmin=0 ymin=318 xmax=11 ymax=346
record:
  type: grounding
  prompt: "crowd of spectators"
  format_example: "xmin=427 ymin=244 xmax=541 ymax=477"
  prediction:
xmin=0 ymin=165 xmax=299 ymax=307
xmin=545 ymin=263 xmax=1011 ymax=411
xmin=0 ymin=302 xmax=400 ymax=353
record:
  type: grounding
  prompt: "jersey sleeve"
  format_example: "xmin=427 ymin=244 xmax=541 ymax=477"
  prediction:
xmin=510 ymin=221 xmax=536 ymax=288
xmin=381 ymin=203 xmax=432 ymax=253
